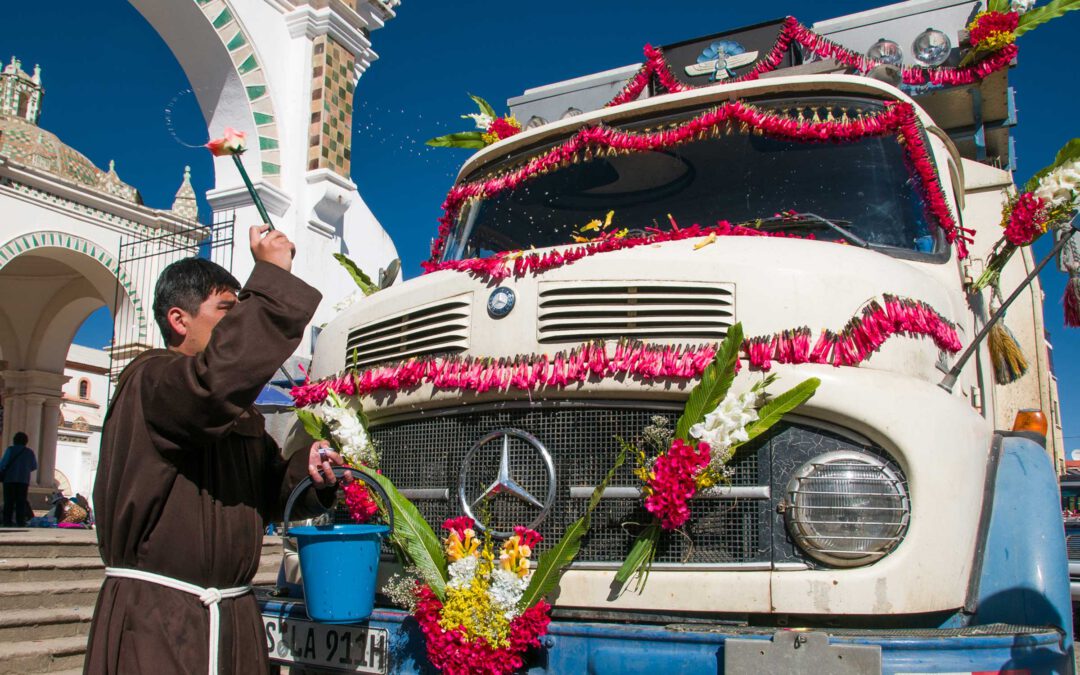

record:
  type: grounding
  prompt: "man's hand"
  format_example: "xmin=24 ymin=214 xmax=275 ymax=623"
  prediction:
xmin=249 ymin=224 xmax=295 ymax=272
xmin=307 ymin=440 xmax=354 ymax=488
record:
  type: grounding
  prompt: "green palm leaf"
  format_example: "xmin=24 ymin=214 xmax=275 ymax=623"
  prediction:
xmin=613 ymin=522 xmax=660 ymax=589
xmin=1016 ymin=0 xmax=1080 ymax=36
xmin=675 ymin=323 xmax=744 ymax=441
xmin=295 ymin=409 xmax=331 ymax=442
xmin=357 ymin=467 xmax=449 ymax=600
xmin=468 ymin=93 xmax=498 ymax=121
xmin=1024 ymin=138 xmax=1080 ymax=192
xmin=332 ymin=253 xmax=377 ymax=296
xmin=518 ymin=446 xmax=627 ymax=609
xmin=426 ymin=132 xmax=487 ymax=149
xmin=743 ymin=378 xmax=821 ymax=443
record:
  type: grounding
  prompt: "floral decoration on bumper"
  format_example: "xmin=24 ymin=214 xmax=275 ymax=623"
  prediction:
xmin=427 ymin=94 xmax=521 ymax=149
xmin=291 ymin=295 xmax=959 ymax=408
xmin=615 ymin=323 xmax=820 ymax=591
xmin=424 ymin=99 xmax=969 ymax=270
xmin=398 ymin=519 xmax=551 ymax=675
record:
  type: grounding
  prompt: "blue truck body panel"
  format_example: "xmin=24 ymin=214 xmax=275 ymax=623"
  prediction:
xmin=260 ymin=436 xmax=1075 ymax=673
xmin=260 ymin=596 xmax=1069 ymax=674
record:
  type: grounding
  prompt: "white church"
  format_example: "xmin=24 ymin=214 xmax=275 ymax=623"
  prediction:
xmin=0 ymin=0 xmax=402 ymax=507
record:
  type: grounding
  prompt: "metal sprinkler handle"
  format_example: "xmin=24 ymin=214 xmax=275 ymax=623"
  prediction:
xmin=939 ymin=218 xmax=1079 ymax=393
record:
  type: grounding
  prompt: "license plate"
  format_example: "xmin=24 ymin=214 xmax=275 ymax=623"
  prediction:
xmin=725 ymin=630 xmax=881 ymax=674
xmin=263 ymin=614 xmax=388 ymax=673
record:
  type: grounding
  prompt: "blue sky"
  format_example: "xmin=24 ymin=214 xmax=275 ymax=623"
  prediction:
xmin=1 ymin=1 xmax=1076 ymax=448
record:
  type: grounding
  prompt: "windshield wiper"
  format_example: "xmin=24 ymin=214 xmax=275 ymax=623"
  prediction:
xmin=752 ymin=212 xmax=870 ymax=249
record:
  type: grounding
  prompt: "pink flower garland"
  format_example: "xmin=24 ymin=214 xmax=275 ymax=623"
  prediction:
xmin=413 ymin=583 xmax=552 ymax=675
xmin=425 ymin=220 xmax=817 ymax=280
xmin=644 ymin=439 xmax=711 ymax=530
xmin=424 ymin=99 xmax=968 ymax=269
xmin=291 ymin=295 xmax=960 ymax=408
xmin=607 ymin=16 xmax=1017 ymax=106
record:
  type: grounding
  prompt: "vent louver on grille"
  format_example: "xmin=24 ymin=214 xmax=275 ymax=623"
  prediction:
xmin=345 ymin=294 xmax=471 ymax=368
xmin=537 ymin=282 xmax=735 ymax=343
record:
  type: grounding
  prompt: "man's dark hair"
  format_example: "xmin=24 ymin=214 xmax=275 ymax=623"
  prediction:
xmin=153 ymin=258 xmax=240 ymax=345
xmin=13 ymin=432 xmax=28 ymax=446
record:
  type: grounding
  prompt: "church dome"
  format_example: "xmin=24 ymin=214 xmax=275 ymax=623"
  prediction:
xmin=0 ymin=56 xmax=142 ymax=204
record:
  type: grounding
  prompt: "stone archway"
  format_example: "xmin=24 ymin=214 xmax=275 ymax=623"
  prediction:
xmin=0 ymin=233 xmax=146 ymax=490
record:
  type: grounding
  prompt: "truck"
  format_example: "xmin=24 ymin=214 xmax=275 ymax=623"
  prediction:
xmin=260 ymin=2 xmax=1074 ymax=673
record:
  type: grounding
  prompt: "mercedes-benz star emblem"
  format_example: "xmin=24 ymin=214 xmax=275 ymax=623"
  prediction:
xmin=458 ymin=428 xmax=556 ymax=537
xmin=487 ymin=287 xmax=516 ymax=318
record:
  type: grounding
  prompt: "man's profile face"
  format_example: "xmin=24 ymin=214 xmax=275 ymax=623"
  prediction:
xmin=175 ymin=289 xmax=238 ymax=354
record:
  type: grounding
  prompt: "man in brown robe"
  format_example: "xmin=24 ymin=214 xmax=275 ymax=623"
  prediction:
xmin=85 ymin=225 xmax=349 ymax=674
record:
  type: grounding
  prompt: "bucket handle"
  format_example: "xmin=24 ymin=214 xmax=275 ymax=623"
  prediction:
xmin=281 ymin=466 xmax=394 ymax=536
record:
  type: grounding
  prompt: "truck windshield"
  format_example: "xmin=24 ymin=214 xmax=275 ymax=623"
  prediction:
xmin=442 ymin=99 xmax=946 ymax=261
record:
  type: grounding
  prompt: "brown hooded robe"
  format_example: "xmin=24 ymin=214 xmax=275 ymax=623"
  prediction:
xmin=85 ymin=262 xmax=328 ymax=674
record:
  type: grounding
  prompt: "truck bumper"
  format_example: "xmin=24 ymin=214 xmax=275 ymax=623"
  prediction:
xmin=259 ymin=592 xmax=1072 ymax=675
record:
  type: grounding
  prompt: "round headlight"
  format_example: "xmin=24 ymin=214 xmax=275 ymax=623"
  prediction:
xmin=912 ymin=28 xmax=952 ymax=67
xmin=785 ymin=450 xmax=909 ymax=567
xmin=867 ymin=38 xmax=904 ymax=66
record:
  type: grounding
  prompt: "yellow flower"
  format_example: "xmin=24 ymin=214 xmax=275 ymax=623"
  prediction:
xmin=499 ymin=535 xmax=533 ymax=578
xmin=445 ymin=528 xmax=479 ymax=562
xmin=440 ymin=575 xmax=511 ymax=646
xmin=580 ymin=219 xmax=603 ymax=232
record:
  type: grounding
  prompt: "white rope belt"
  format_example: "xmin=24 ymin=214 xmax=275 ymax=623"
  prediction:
xmin=105 ymin=567 xmax=251 ymax=675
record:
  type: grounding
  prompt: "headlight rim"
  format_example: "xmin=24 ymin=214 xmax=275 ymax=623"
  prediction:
xmin=785 ymin=449 xmax=910 ymax=568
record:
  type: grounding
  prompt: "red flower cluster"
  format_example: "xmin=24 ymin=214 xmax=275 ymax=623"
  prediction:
xmin=644 ymin=439 xmax=711 ymax=530
xmin=413 ymin=583 xmax=551 ymax=675
xmin=424 ymin=99 xmax=969 ymax=268
xmin=486 ymin=117 xmax=521 ymax=141
xmin=291 ymin=295 xmax=961 ymax=407
xmin=607 ymin=16 xmax=1016 ymax=107
xmin=513 ymin=525 xmax=542 ymax=550
xmin=444 ymin=516 xmax=476 ymax=538
xmin=1004 ymin=192 xmax=1048 ymax=246
xmin=969 ymin=11 xmax=1020 ymax=48
xmin=343 ymin=482 xmax=378 ymax=524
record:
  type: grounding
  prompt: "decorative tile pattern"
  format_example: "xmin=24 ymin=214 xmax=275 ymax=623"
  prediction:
xmin=193 ymin=0 xmax=281 ymax=184
xmin=0 ymin=116 xmax=140 ymax=203
xmin=307 ymin=35 xmax=355 ymax=176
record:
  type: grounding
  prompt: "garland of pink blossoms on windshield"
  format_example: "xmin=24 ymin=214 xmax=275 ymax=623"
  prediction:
xmin=292 ymin=295 xmax=959 ymax=407
xmin=424 ymin=220 xmax=819 ymax=280
xmin=605 ymin=16 xmax=1017 ymax=107
xmin=423 ymin=99 xmax=970 ymax=270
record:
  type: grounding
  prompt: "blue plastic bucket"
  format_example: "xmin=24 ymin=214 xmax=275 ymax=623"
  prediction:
xmin=292 ymin=523 xmax=390 ymax=624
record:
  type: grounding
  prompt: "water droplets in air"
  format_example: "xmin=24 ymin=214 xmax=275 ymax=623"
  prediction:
xmin=164 ymin=88 xmax=210 ymax=149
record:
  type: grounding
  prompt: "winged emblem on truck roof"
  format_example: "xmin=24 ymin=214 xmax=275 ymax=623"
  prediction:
xmin=685 ymin=40 xmax=759 ymax=81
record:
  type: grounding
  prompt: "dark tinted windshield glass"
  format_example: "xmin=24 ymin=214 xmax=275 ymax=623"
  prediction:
xmin=443 ymin=101 xmax=943 ymax=260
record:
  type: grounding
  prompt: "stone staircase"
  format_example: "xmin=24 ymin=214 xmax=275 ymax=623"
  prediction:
xmin=0 ymin=529 xmax=284 ymax=674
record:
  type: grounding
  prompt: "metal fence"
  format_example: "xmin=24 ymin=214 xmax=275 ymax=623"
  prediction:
xmin=108 ymin=213 xmax=234 ymax=383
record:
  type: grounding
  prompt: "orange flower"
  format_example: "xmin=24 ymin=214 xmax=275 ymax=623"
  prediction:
xmin=205 ymin=127 xmax=247 ymax=156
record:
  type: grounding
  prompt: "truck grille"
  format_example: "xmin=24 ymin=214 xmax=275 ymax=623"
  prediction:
xmin=371 ymin=402 xmax=767 ymax=566
xmin=536 ymin=282 xmax=735 ymax=344
xmin=369 ymin=403 xmax=904 ymax=570
xmin=345 ymin=294 xmax=471 ymax=368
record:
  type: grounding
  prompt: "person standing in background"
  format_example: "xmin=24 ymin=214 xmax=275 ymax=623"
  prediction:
xmin=0 ymin=431 xmax=38 ymax=526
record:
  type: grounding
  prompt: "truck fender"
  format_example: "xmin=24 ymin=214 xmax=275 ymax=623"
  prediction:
xmin=968 ymin=433 xmax=1073 ymax=648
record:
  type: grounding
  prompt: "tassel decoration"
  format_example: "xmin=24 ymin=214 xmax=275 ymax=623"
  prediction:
xmin=987 ymin=320 xmax=1028 ymax=384
xmin=1064 ymin=264 xmax=1080 ymax=328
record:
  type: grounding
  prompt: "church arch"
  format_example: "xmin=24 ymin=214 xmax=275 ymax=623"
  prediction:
xmin=0 ymin=231 xmax=148 ymax=348
xmin=127 ymin=0 xmax=281 ymax=184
